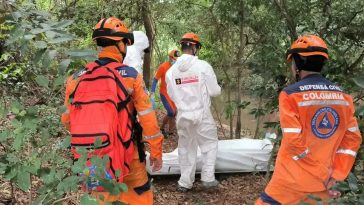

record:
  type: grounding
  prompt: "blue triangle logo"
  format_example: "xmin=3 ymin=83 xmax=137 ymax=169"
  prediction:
xmin=318 ymin=113 xmax=332 ymax=129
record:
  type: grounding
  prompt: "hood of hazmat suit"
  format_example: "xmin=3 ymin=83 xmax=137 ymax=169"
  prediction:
xmin=166 ymin=54 xmax=221 ymax=123
xmin=124 ymin=31 xmax=150 ymax=73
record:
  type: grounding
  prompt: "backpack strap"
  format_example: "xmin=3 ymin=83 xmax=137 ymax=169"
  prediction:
xmin=78 ymin=60 xmax=146 ymax=162
xmin=85 ymin=61 xmax=101 ymax=71
xmin=134 ymin=119 xmax=146 ymax=163
xmin=89 ymin=61 xmax=131 ymax=111
xmin=68 ymin=62 xmax=103 ymax=101
xmin=95 ymin=61 xmax=128 ymax=95
xmin=94 ymin=62 xmax=136 ymax=141
xmin=104 ymin=62 xmax=146 ymax=162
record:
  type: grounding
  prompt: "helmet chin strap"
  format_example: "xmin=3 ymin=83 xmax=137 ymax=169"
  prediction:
xmin=295 ymin=69 xmax=301 ymax=82
xmin=114 ymin=42 xmax=126 ymax=61
xmin=192 ymin=46 xmax=198 ymax=56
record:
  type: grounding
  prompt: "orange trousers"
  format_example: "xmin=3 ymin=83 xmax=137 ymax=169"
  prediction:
xmin=255 ymin=182 xmax=330 ymax=205
xmin=93 ymin=152 xmax=153 ymax=205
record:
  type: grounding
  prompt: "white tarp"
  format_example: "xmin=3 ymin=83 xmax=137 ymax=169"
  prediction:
xmin=147 ymin=138 xmax=273 ymax=175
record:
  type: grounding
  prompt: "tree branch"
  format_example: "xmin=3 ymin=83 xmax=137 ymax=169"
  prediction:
xmin=273 ymin=0 xmax=297 ymax=40
xmin=51 ymin=196 xmax=75 ymax=205
xmin=353 ymin=91 xmax=364 ymax=104
xmin=347 ymin=9 xmax=364 ymax=26
xmin=182 ymin=0 xmax=210 ymax=9
xmin=242 ymin=36 xmax=264 ymax=64
xmin=320 ymin=0 xmax=332 ymax=37
xmin=330 ymin=9 xmax=364 ymax=38
xmin=265 ymin=131 xmax=282 ymax=181
xmin=347 ymin=49 xmax=364 ymax=73
xmin=212 ymin=101 xmax=227 ymax=139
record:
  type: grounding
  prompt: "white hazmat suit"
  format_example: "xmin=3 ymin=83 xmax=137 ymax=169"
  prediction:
xmin=124 ymin=31 xmax=149 ymax=73
xmin=166 ymin=54 xmax=221 ymax=189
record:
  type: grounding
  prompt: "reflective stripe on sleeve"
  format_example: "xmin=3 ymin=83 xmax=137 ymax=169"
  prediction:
xmin=127 ymin=88 xmax=134 ymax=94
xmin=298 ymin=100 xmax=349 ymax=107
xmin=138 ymin=107 xmax=154 ymax=116
xmin=336 ymin=149 xmax=357 ymax=157
xmin=347 ymin=127 xmax=359 ymax=132
xmin=292 ymin=148 xmax=309 ymax=160
xmin=143 ymin=132 xmax=162 ymax=140
xmin=282 ymin=128 xmax=302 ymax=133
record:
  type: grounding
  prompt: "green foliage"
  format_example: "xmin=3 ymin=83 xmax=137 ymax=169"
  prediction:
xmin=1 ymin=99 xmax=70 ymax=197
xmin=223 ymin=100 xmax=250 ymax=120
xmin=249 ymin=107 xmax=266 ymax=119
xmin=1 ymin=0 xmax=363 ymax=203
xmin=1 ymin=97 xmax=126 ymax=203
xmin=80 ymin=194 xmax=98 ymax=205
xmin=0 ymin=2 xmax=127 ymax=204
xmin=0 ymin=53 xmax=24 ymax=82
xmin=296 ymin=174 xmax=363 ymax=205
xmin=224 ymin=101 xmax=235 ymax=120
xmin=353 ymin=75 xmax=364 ymax=89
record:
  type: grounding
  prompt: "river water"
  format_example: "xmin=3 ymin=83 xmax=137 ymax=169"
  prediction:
xmin=211 ymin=90 xmax=275 ymax=138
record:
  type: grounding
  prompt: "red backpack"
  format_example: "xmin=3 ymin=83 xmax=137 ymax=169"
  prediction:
xmin=69 ymin=61 xmax=134 ymax=184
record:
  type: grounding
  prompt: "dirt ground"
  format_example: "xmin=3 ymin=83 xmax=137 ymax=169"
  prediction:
xmin=151 ymin=110 xmax=266 ymax=205
xmin=153 ymin=173 xmax=265 ymax=205
xmin=0 ymin=110 xmax=267 ymax=205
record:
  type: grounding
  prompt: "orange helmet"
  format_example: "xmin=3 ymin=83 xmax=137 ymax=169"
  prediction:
xmin=92 ymin=17 xmax=134 ymax=45
xmin=168 ymin=49 xmax=180 ymax=60
xmin=180 ymin=32 xmax=202 ymax=48
xmin=286 ymin=35 xmax=328 ymax=61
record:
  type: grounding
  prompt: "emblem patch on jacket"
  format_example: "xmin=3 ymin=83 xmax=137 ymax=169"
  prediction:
xmin=311 ymin=107 xmax=339 ymax=139
xmin=175 ymin=76 xmax=199 ymax=85
xmin=175 ymin=78 xmax=182 ymax=85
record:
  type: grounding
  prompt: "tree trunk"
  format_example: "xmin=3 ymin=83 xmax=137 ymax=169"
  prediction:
xmin=228 ymin=86 xmax=233 ymax=139
xmin=212 ymin=101 xmax=227 ymax=139
xmin=0 ymin=0 xmax=13 ymax=20
xmin=235 ymin=95 xmax=242 ymax=139
xmin=141 ymin=0 xmax=154 ymax=89
xmin=221 ymin=55 xmax=233 ymax=139
xmin=234 ymin=0 xmax=245 ymax=139
xmin=0 ymin=0 xmax=13 ymax=56
xmin=253 ymin=95 xmax=263 ymax=139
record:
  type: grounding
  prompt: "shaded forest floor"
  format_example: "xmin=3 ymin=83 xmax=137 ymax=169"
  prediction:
xmin=153 ymin=173 xmax=265 ymax=205
xmin=0 ymin=110 xmax=267 ymax=205
xmin=152 ymin=110 xmax=266 ymax=205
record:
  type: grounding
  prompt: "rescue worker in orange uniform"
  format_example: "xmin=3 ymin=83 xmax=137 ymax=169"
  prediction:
xmin=150 ymin=50 xmax=180 ymax=135
xmin=255 ymin=35 xmax=362 ymax=205
xmin=61 ymin=17 xmax=164 ymax=205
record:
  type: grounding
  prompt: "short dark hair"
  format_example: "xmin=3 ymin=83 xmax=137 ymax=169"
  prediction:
xmin=292 ymin=54 xmax=327 ymax=72
xmin=182 ymin=42 xmax=197 ymax=52
xmin=96 ymin=38 xmax=119 ymax=47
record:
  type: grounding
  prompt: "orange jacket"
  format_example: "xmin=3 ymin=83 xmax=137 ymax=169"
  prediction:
xmin=151 ymin=61 xmax=172 ymax=95
xmin=61 ymin=50 xmax=163 ymax=160
xmin=271 ymin=74 xmax=362 ymax=192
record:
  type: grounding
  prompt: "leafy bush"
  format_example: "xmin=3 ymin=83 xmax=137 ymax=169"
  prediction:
xmin=0 ymin=3 xmax=125 ymax=204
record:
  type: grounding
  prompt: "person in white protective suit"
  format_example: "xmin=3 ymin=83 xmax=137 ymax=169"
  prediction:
xmin=124 ymin=31 xmax=150 ymax=73
xmin=165 ymin=32 xmax=221 ymax=192
xmin=123 ymin=31 xmax=157 ymax=107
